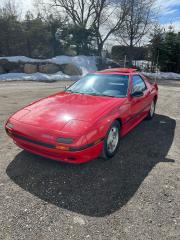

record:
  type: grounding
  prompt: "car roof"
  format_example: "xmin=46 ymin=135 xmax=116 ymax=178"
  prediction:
xmin=96 ymin=68 xmax=138 ymax=75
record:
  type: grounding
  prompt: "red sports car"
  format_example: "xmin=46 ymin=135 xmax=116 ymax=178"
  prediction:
xmin=5 ymin=68 xmax=158 ymax=164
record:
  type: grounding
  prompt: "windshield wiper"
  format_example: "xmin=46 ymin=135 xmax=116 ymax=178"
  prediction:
xmin=87 ymin=93 xmax=117 ymax=98
xmin=66 ymin=91 xmax=119 ymax=98
xmin=101 ymin=94 xmax=117 ymax=98
xmin=66 ymin=90 xmax=84 ymax=94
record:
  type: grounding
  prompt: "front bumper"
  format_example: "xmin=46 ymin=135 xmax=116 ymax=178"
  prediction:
xmin=5 ymin=122 xmax=104 ymax=164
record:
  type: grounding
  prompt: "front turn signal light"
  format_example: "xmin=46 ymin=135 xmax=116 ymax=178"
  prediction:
xmin=56 ymin=145 xmax=70 ymax=151
xmin=94 ymin=139 xmax=101 ymax=145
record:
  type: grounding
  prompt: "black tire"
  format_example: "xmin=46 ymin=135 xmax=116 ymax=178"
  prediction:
xmin=100 ymin=120 xmax=120 ymax=160
xmin=146 ymin=99 xmax=156 ymax=120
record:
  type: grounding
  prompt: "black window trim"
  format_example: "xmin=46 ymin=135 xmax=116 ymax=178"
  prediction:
xmin=131 ymin=74 xmax=147 ymax=93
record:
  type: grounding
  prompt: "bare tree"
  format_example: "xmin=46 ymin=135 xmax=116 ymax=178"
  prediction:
xmin=1 ymin=0 xmax=22 ymax=18
xmin=51 ymin=0 xmax=129 ymax=56
xmin=33 ymin=0 xmax=64 ymax=21
xmin=92 ymin=0 xmax=129 ymax=56
xmin=116 ymin=0 xmax=156 ymax=66
xmin=51 ymin=0 xmax=95 ymax=27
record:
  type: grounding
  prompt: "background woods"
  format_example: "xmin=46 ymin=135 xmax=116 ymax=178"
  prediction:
xmin=0 ymin=0 xmax=179 ymax=72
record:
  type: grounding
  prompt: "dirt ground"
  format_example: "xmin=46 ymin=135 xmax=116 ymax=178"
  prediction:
xmin=0 ymin=80 xmax=180 ymax=240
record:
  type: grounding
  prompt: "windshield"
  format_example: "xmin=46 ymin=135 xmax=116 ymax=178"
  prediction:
xmin=66 ymin=74 xmax=129 ymax=98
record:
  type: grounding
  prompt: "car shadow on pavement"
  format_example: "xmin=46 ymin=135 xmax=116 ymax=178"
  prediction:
xmin=6 ymin=114 xmax=176 ymax=217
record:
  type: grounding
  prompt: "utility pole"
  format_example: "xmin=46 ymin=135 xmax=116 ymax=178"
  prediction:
xmin=124 ymin=55 xmax=127 ymax=68
xmin=155 ymin=49 xmax=159 ymax=83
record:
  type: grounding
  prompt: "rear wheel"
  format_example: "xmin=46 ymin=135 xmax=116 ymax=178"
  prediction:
xmin=101 ymin=120 xmax=120 ymax=160
xmin=146 ymin=100 xmax=156 ymax=120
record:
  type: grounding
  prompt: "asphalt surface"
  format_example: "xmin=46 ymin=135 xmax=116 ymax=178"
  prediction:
xmin=0 ymin=80 xmax=180 ymax=240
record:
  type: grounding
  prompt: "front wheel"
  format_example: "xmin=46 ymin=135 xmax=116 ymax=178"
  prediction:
xmin=146 ymin=100 xmax=156 ymax=120
xmin=101 ymin=120 xmax=120 ymax=160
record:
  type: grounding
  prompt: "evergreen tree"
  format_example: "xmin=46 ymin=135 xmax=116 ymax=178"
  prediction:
xmin=150 ymin=26 xmax=180 ymax=73
xmin=149 ymin=25 xmax=164 ymax=70
xmin=23 ymin=12 xmax=52 ymax=58
xmin=56 ymin=24 xmax=95 ymax=55
xmin=0 ymin=5 xmax=24 ymax=56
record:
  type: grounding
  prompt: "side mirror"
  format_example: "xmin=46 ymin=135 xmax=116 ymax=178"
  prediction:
xmin=131 ymin=90 xmax=144 ymax=97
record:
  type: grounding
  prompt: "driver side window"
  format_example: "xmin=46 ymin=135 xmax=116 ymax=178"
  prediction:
xmin=132 ymin=75 xmax=146 ymax=94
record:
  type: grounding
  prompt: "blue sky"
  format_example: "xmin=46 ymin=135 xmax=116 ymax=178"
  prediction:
xmin=160 ymin=5 xmax=180 ymax=24
xmin=156 ymin=0 xmax=180 ymax=31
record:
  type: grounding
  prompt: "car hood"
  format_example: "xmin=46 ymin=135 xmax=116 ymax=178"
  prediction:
xmin=12 ymin=92 xmax=126 ymax=133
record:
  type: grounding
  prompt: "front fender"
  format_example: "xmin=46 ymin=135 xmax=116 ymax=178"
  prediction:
xmin=85 ymin=102 xmax=130 ymax=143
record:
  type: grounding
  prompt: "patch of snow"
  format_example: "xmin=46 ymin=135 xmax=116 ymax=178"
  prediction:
xmin=51 ymin=55 xmax=97 ymax=75
xmin=143 ymin=72 xmax=180 ymax=80
xmin=133 ymin=60 xmax=151 ymax=66
xmin=0 ymin=56 xmax=44 ymax=63
xmin=133 ymin=60 xmax=151 ymax=70
xmin=1 ymin=55 xmax=179 ymax=81
xmin=0 ymin=72 xmax=79 ymax=82
xmin=0 ymin=55 xmax=97 ymax=76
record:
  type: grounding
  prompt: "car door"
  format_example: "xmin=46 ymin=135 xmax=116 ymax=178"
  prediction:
xmin=130 ymin=74 xmax=150 ymax=124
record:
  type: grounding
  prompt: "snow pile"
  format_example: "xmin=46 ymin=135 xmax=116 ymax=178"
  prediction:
xmin=51 ymin=55 xmax=97 ymax=75
xmin=133 ymin=60 xmax=151 ymax=70
xmin=143 ymin=72 xmax=180 ymax=80
xmin=0 ymin=72 xmax=79 ymax=82
xmin=1 ymin=55 xmax=180 ymax=81
xmin=0 ymin=55 xmax=97 ymax=81
xmin=0 ymin=56 xmax=44 ymax=63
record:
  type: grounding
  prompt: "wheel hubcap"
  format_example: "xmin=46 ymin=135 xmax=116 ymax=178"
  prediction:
xmin=150 ymin=101 xmax=155 ymax=117
xmin=107 ymin=127 xmax=119 ymax=153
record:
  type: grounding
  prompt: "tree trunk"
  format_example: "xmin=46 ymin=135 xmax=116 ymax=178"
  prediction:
xmin=26 ymin=38 xmax=32 ymax=57
xmin=97 ymin=39 xmax=103 ymax=57
xmin=129 ymin=43 xmax=134 ymax=68
xmin=96 ymin=42 xmax=104 ymax=70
